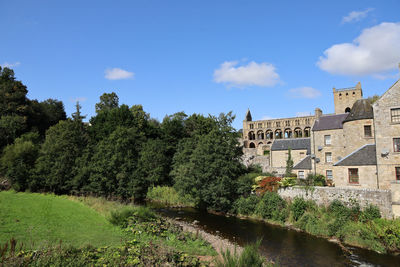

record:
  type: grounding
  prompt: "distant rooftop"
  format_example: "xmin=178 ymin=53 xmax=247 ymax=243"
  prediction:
xmin=335 ymin=86 xmax=357 ymax=91
xmin=312 ymin=113 xmax=348 ymax=131
xmin=334 ymin=144 xmax=377 ymax=166
xmin=271 ymin=138 xmax=311 ymax=154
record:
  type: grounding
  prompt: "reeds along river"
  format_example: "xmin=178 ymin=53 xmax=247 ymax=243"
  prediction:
xmin=148 ymin=203 xmax=400 ymax=267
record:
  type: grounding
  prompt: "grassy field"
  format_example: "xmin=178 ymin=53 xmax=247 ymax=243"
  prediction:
xmin=0 ymin=191 xmax=126 ymax=249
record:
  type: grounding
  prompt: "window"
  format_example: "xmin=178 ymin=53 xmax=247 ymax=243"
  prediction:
xmin=325 ymin=152 xmax=332 ymax=163
xmin=364 ymin=125 xmax=372 ymax=137
xmin=267 ymin=122 xmax=271 ymax=127
xmin=276 ymin=122 xmax=281 ymax=127
xmin=326 ymin=170 xmax=333 ymax=180
xmin=396 ymin=167 xmax=400 ymax=181
xmin=324 ymin=135 xmax=331 ymax=146
xmin=285 ymin=120 xmax=290 ymax=126
xmin=298 ymin=171 xmax=305 ymax=179
xmin=258 ymin=123 xmax=262 ymax=128
xmin=391 ymin=108 xmax=400 ymax=123
xmin=295 ymin=119 xmax=300 ymax=126
xmin=394 ymin=138 xmax=400 ymax=152
xmin=349 ymin=168 xmax=359 ymax=184
xmin=250 ymin=124 xmax=254 ymax=129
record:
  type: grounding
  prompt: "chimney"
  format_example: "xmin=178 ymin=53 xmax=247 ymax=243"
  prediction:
xmin=315 ymin=108 xmax=322 ymax=119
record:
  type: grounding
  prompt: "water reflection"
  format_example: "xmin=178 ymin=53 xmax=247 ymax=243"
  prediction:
xmin=152 ymin=204 xmax=400 ymax=267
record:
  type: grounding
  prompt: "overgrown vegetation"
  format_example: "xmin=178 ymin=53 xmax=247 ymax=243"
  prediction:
xmin=0 ymin=192 xmax=216 ymax=266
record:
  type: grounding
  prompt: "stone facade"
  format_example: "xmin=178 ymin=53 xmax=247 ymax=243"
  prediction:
xmin=333 ymin=165 xmax=378 ymax=188
xmin=271 ymin=149 xmax=308 ymax=175
xmin=333 ymin=82 xmax=363 ymax=114
xmin=373 ymin=80 xmax=400 ymax=216
xmin=278 ymin=186 xmax=393 ymax=218
xmin=342 ymin=119 xmax=375 ymax=156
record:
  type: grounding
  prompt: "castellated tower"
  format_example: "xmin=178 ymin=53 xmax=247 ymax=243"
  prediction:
xmin=333 ymin=82 xmax=363 ymax=114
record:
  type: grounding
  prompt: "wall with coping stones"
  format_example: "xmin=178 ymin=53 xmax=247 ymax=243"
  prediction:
xmin=278 ymin=186 xmax=393 ymax=218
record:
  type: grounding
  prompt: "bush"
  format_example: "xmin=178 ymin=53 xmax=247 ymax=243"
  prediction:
xmin=146 ymin=186 xmax=194 ymax=207
xmin=233 ymin=195 xmax=260 ymax=215
xmin=255 ymin=192 xmax=287 ymax=222
xmin=279 ymin=177 xmax=297 ymax=188
xmin=360 ymin=205 xmax=381 ymax=222
xmin=108 ymin=206 xmax=155 ymax=226
xmin=290 ymin=197 xmax=308 ymax=221
xmin=298 ymin=174 xmax=326 ymax=186
xmin=236 ymin=173 xmax=260 ymax=197
xmin=254 ymin=177 xmax=281 ymax=194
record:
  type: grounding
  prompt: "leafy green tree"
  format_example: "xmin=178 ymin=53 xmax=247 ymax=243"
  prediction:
xmin=367 ymin=94 xmax=380 ymax=105
xmin=33 ymin=120 xmax=88 ymax=194
xmin=172 ymin=113 xmax=244 ymax=211
xmin=28 ymin=99 xmax=66 ymax=136
xmin=0 ymin=115 xmax=27 ymax=148
xmin=0 ymin=132 xmax=40 ymax=191
xmin=72 ymin=101 xmax=86 ymax=123
xmin=285 ymin=148 xmax=294 ymax=177
xmin=136 ymin=138 xmax=170 ymax=187
xmin=86 ymin=126 xmax=145 ymax=199
xmin=95 ymin=92 xmax=119 ymax=113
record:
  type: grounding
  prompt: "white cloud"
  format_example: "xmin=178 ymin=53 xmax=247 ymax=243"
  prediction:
xmin=105 ymin=68 xmax=134 ymax=80
xmin=296 ymin=112 xmax=312 ymax=117
xmin=317 ymin=22 xmax=400 ymax=76
xmin=288 ymin=87 xmax=321 ymax=99
xmin=1 ymin=62 xmax=20 ymax=68
xmin=213 ymin=61 xmax=280 ymax=88
xmin=342 ymin=8 xmax=374 ymax=24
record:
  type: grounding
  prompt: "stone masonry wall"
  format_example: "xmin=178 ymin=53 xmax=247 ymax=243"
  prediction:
xmin=278 ymin=186 xmax=393 ymax=218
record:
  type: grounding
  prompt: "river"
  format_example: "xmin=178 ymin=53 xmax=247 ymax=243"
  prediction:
xmin=150 ymin=204 xmax=400 ymax=267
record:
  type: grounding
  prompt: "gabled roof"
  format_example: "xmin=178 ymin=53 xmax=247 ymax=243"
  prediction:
xmin=293 ymin=155 xmax=312 ymax=170
xmin=334 ymin=144 xmax=377 ymax=166
xmin=312 ymin=114 xmax=348 ymax=131
xmin=343 ymin=99 xmax=374 ymax=123
xmin=271 ymin=138 xmax=311 ymax=154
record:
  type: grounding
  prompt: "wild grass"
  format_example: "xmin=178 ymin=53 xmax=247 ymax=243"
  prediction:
xmin=146 ymin=186 xmax=195 ymax=207
xmin=0 ymin=191 xmax=126 ymax=249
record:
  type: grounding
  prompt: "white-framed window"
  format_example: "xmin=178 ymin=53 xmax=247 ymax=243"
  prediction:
xmin=298 ymin=171 xmax=305 ymax=179
xmin=391 ymin=108 xmax=400 ymax=123
xmin=325 ymin=152 xmax=332 ymax=163
xmin=324 ymin=135 xmax=331 ymax=146
xmin=394 ymin=138 xmax=400 ymax=152
xmin=326 ymin=170 xmax=333 ymax=180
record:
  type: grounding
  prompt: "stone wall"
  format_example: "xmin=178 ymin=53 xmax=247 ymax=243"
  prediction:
xmin=278 ymin=186 xmax=393 ymax=218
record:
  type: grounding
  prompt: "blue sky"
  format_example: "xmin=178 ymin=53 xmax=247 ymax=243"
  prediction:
xmin=1 ymin=0 xmax=399 ymax=129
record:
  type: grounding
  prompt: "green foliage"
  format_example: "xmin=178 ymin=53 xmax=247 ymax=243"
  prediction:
xmin=109 ymin=206 xmax=156 ymax=227
xmin=279 ymin=177 xmax=297 ymax=188
xmin=285 ymin=148 xmax=294 ymax=177
xmin=360 ymin=204 xmax=381 ymax=222
xmin=290 ymin=197 xmax=308 ymax=221
xmin=255 ymin=192 xmax=287 ymax=222
xmin=366 ymin=94 xmax=380 ymax=105
xmin=298 ymin=173 xmax=326 ymax=186
xmin=33 ymin=120 xmax=88 ymax=194
xmin=28 ymin=99 xmax=66 ymax=137
xmin=146 ymin=186 xmax=195 ymax=207
xmin=236 ymin=172 xmax=260 ymax=197
xmin=216 ymin=241 xmax=265 ymax=267
xmin=172 ymin=112 xmax=244 ymax=212
xmin=0 ymin=132 xmax=40 ymax=191
xmin=95 ymin=92 xmax=119 ymax=113
xmin=233 ymin=194 xmax=260 ymax=215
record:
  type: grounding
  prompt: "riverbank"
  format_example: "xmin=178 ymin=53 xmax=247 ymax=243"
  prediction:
xmin=0 ymin=191 xmax=217 ymax=266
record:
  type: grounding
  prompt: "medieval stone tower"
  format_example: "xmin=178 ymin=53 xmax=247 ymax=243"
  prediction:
xmin=333 ymin=82 xmax=363 ymax=114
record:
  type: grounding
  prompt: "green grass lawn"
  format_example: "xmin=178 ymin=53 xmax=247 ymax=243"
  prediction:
xmin=0 ymin=191 xmax=126 ymax=249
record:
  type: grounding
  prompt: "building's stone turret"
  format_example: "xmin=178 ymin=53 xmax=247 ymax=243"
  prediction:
xmin=245 ymin=109 xmax=252 ymax=122
xmin=333 ymin=82 xmax=363 ymax=114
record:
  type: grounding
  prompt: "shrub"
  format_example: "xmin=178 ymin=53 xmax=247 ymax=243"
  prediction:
xmin=255 ymin=192 xmax=287 ymax=222
xmin=146 ymin=186 xmax=194 ymax=207
xmin=234 ymin=194 xmax=260 ymax=215
xmin=236 ymin=173 xmax=260 ymax=197
xmin=254 ymin=177 xmax=281 ymax=194
xmin=108 ymin=206 xmax=156 ymax=226
xmin=290 ymin=197 xmax=308 ymax=221
xmin=360 ymin=205 xmax=381 ymax=222
xmin=279 ymin=177 xmax=297 ymax=188
xmin=298 ymin=174 xmax=326 ymax=186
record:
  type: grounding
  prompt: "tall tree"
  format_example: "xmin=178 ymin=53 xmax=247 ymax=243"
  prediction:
xmin=171 ymin=113 xmax=244 ymax=211
xmin=285 ymin=148 xmax=294 ymax=177
xmin=95 ymin=92 xmax=119 ymax=113
xmin=33 ymin=120 xmax=88 ymax=194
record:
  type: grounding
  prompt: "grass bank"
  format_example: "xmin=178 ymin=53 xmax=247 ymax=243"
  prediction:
xmin=0 ymin=191 xmax=219 ymax=266
xmin=0 ymin=191 xmax=125 ymax=249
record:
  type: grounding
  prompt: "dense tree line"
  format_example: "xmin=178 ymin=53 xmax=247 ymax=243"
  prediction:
xmin=0 ymin=67 xmax=245 ymax=211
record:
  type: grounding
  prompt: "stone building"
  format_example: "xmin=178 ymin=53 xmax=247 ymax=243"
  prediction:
xmin=242 ymin=80 xmax=400 ymax=217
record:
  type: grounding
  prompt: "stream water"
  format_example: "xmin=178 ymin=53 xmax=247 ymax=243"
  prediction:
xmin=149 ymin=204 xmax=400 ymax=267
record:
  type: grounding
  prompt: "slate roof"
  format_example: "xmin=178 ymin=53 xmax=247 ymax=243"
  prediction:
xmin=343 ymin=99 xmax=374 ymax=123
xmin=334 ymin=144 xmax=377 ymax=166
xmin=245 ymin=109 xmax=252 ymax=121
xmin=271 ymin=138 xmax=311 ymax=154
xmin=312 ymin=113 xmax=348 ymax=131
xmin=293 ymin=155 xmax=312 ymax=170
